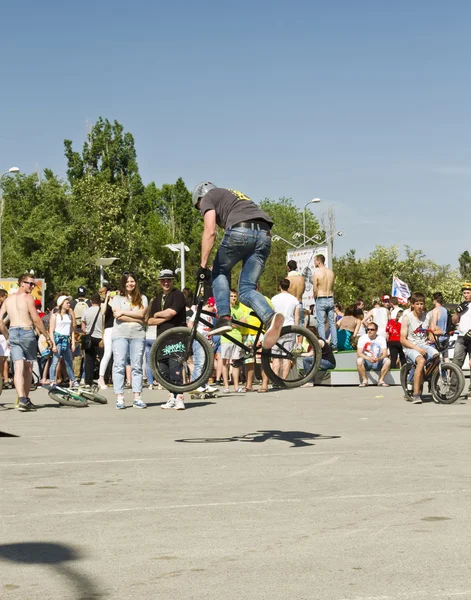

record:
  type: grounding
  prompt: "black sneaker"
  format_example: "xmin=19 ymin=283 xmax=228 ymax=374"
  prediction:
xmin=208 ymin=317 xmax=232 ymax=336
xmin=17 ymin=398 xmax=37 ymax=412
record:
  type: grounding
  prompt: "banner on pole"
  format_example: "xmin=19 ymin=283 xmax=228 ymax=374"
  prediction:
xmin=391 ymin=275 xmax=410 ymax=305
xmin=287 ymin=245 xmax=329 ymax=308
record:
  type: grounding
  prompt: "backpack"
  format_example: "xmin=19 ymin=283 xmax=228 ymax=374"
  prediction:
xmin=74 ymin=299 xmax=88 ymax=326
xmin=446 ymin=310 xmax=455 ymax=335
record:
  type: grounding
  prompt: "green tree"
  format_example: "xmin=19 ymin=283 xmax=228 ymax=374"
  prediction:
xmin=459 ymin=250 xmax=471 ymax=280
xmin=258 ymin=197 xmax=320 ymax=297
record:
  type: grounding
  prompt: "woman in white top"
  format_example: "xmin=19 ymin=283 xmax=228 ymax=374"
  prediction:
xmin=112 ymin=272 xmax=148 ymax=409
xmin=49 ymin=295 xmax=79 ymax=387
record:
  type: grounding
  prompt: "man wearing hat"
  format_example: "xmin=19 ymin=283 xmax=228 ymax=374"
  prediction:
xmin=147 ymin=270 xmax=187 ymax=410
xmin=452 ymin=283 xmax=471 ymax=398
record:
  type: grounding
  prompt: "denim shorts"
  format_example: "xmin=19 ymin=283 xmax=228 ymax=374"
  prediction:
xmin=9 ymin=327 xmax=37 ymax=362
xmin=363 ymin=358 xmax=385 ymax=371
xmin=404 ymin=344 xmax=438 ymax=365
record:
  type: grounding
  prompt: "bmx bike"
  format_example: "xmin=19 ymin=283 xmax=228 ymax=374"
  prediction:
xmin=46 ymin=383 xmax=107 ymax=408
xmin=400 ymin=330 xmax=465 ymax=404
xmin=149 ymin=279 xmax=322 ymax=393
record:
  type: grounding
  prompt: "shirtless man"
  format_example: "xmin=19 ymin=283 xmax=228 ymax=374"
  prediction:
xmin=313 ymin=254 xmax=337 ymax=350
xmin=0 ymin=273 xmax=52 ymax=411
xmin=286 ymin=260 xmax=305 ymax=322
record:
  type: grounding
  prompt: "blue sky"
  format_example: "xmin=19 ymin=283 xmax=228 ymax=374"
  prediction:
xmin=1 ymin=0 xmax=469 ymax=267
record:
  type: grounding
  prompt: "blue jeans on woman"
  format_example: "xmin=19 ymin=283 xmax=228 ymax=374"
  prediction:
xmin=145 ymin=338 xmax=155 ymax=386
xmin=212 ymin=227 xmax=274 ymax=324
xmin=316 ymin=297 xmax=337 ymax=350
xmin=112 ymin=337 xmax=145 ymax=395
xmin=192 ymin=339 xmax=206 ymax=382
xmin=50 ymin=344 xmax=76 ymax=384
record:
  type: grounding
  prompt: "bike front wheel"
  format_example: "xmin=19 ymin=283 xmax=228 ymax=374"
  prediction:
xmin=48 ymin=387 xmax=89 ymax=407
xmin=149 ymin=327 xmax=214 ymax=394
xmin=430 ymin=362 xmax=465 ymax=404
xmin=261 ymin=325 xmax=322 ymax=388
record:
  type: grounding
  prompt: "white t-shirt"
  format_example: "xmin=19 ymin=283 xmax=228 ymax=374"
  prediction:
xmin=358 ymin=334 xmax=387 ymax=359
xmin=54 ymin=313 xmax=73 ymax=336
xmin=271 ymin=292 xmax=299 ymax=326
xmin=189 ymin=305 xmax=214 ymax=338
xmin=370 ymin=307 xmax=389 ymax=332
xmin=458 ymin=304 xmax=471 ymax=336
xmin=111 ymin=294 xmax=148 ymax=340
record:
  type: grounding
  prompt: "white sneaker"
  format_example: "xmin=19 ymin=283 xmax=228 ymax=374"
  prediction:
xmin=205 ymin=384 xmax=217 ymax=393
xmin=262 ymin=313 xmax=285 ymax=349
xmin=116 ymin=396 xmax=125 ymax=410
xmin=148 ymin=384 xmax=153 ymax=391
xmin=133 ymin=397 xmax=147 ymax=409
xmin=161 ymin=396 xmax=176 ymax=409
xmin=174 ymin=395 xmax=185 ymax=410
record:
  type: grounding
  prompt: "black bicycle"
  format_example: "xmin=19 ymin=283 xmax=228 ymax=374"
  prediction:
xmin=149 ymin=280 xmax=322 ymax=393
xmin=400 ymin=330 xmax=465 ymax=404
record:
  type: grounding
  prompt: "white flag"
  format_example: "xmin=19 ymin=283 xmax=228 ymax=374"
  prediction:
xmin=392 ymin=275 xmax=410 ymax=305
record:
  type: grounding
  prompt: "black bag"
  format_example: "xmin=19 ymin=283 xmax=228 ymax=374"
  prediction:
xmin=82 ymin=308 xmax=100 ymax=351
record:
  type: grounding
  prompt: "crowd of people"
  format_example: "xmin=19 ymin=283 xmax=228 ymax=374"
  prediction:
xmin=0 ymin=271 xmax=470 ymax=412
xmin=0 ymin=181 xmax=469 ymax=412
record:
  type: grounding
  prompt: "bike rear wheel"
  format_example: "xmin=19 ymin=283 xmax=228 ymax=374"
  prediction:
xmin=430 ymin=362 xmax=465 ymax=404
xmin=261 ymin=325 xmax=322 ymax=388
xmin=400 ymin=363 xmax=415 ymax=401
xmin=149 ymin=327 xmax=214 ymax=394
xmin=72 ymin=386 xmax=108 ymax=404
xmin=48 ymin=387 xmax=89 ymax=407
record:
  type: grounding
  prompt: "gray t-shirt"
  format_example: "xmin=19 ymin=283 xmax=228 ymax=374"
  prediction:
xmin=406 ymin=311 xmax=430 ymax=345
xmin=82 ymin=306 xmax=103 ymax=339
xmin=111 ymin=294 xmax=148 ymax=340
xmin=200 ymin=188 xmax=273 ymax=231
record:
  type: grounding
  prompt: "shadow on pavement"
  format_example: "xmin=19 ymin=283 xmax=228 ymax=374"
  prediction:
xmin=149 ymin=401 xmax=217 ymax=410
xmin=0 ymin=542 xmax=106 ymax=599
xmin=175 ymin=430 xmax=341 ymax=448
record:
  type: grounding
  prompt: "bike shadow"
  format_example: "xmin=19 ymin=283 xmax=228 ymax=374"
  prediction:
xmin=0 ymin=541 xmax=106 ymax=598
xmin=148 ymin=401 xmax=217 ymax=410
xmin=176 ymin=430 xmax=341 ymax=448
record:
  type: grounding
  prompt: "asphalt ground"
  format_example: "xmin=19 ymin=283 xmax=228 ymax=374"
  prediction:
xmin=1 ymin=382 xmax=471 ymax=600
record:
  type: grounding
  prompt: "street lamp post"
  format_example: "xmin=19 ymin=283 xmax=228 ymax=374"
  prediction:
xmin=0 ymin=167 xmax=21 ymax=278
xmin=96 ymin=257 xmax=119 ymax=287
xmin=302 ymin=198 xmax=321 ymax=247
xmin=164 ymin=243 xmax=190 ymax=288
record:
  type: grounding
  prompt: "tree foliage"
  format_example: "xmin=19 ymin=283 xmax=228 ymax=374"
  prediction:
xmin=0 ymin=116 xmax=464 ymax=308
xmin=334 ymin=245 xmax=462 ymax=308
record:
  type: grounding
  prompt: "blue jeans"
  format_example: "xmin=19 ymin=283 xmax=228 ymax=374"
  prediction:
xmin=316 ymin=297 xmax=337 ymax=349
xmin=192 ymin=339 xmax=205 ymax=381
xmin=303 ymin=356 xmax=336 ymax=378
xmin=212 ymin=227 xmax=274 ymax=324
xmin=112 ymin=337 xmax=145 ymax=395
xmin=145 ymin=338 xmax=155 ymax=385
xmin=50 ymin=344 xmax=76 ymax=384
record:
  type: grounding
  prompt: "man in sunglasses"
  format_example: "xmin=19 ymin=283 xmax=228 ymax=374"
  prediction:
xmin=192 ymin=182 xmax=284 ymax=350
xmin=356 ymin=321 xmax=391 ymax=387
xmin=0 ymin=273 xmax=52 ymax=411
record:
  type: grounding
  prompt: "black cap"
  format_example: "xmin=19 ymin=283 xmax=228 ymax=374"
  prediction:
xmin=77 ymin=286 xmax=87 ymax=296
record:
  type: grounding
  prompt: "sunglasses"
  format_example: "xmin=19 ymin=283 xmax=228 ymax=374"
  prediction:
xmin=367 ymin=328 xmax=376 ymax=332
xmin=24 ymin=281 xmax=36 ymax=287
xmin=122 ymin=271 xmax=136 ymax=278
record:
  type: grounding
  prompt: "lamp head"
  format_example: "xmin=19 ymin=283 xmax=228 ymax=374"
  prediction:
xmin=8 ymin=167 xmax=20 ymax=174
xmin=311 ymin=197 xmax=321 ymax=204
xmin=336 ymin=230 xmax=344 ymax=237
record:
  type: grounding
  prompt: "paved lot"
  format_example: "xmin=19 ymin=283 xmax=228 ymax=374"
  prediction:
xmin=1 ymin=383 xmax=471 ymax=600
